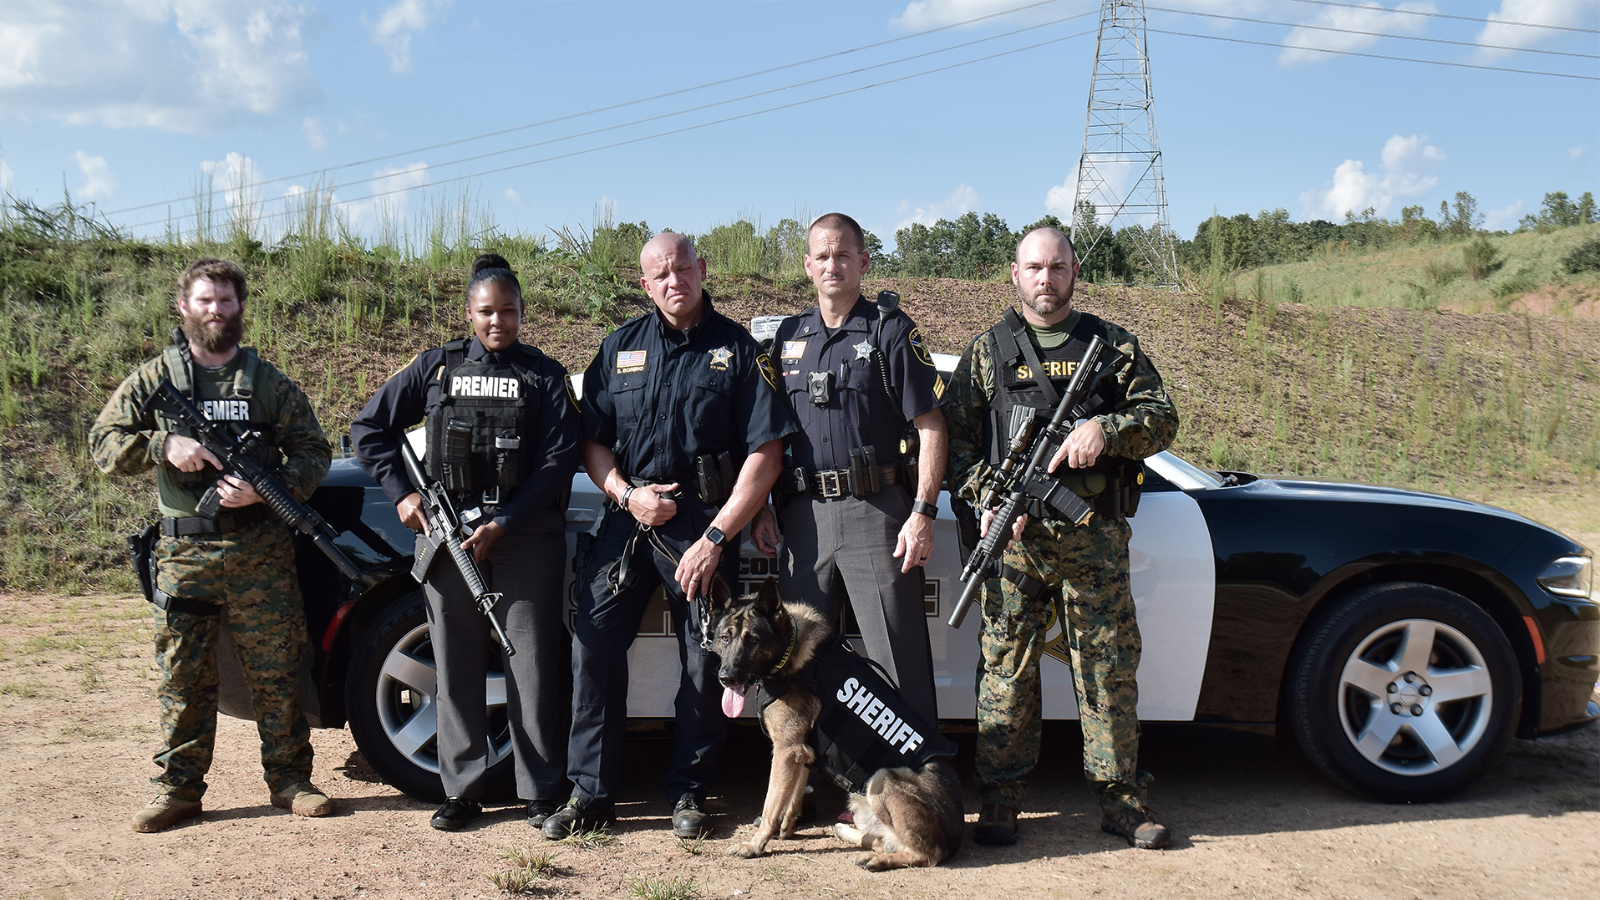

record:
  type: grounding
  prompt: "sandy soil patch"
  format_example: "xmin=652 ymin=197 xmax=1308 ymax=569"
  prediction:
xmin=1 ymin=593 xmax=1596 ymax=900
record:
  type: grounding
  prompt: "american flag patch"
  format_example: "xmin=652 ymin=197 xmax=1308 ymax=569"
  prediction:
xmin=615 ymin=350 xmax=648 ymax=373
xmin=781 ymin=340 xmax=807 ymax=360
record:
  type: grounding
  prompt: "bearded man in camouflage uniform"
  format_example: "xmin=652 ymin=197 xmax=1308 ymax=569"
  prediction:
xmin=945 ymin=227 xmax=1178 ymax=849
xmin=90 ymin=259 xmax=336 ymax=833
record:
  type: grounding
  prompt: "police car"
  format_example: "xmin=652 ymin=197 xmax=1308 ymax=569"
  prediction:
xmin=213 ymin=345 xmax=1598 ymax=805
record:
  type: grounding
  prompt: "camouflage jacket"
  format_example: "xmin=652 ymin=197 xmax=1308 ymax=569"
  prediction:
xmin=945 ymin=311 xmax=1179 ymax=509
xmin=89 ymin=351 xmax=332 ymax=519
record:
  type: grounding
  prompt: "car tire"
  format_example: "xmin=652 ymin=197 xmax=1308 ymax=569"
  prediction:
xmin=1287 ymin=582 xmax=1520 ymax=801
xmin=345 ymin=590 xmax=516 ymax=802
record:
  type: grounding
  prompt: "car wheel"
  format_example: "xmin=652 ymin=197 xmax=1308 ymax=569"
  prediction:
xmin=1287 ymin=582 xmax=1520 ymax=801
xmin=345 ymin=590 xmax=515 ymax=802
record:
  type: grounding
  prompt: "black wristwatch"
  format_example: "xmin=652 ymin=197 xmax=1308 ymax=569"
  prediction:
xmin=911 ymin=499 xmax=939 ymax=519
xmin=703 ymin=525 xmax=732 ymax=548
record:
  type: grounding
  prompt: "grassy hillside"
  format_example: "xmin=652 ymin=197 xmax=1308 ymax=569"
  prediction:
xmin=1211 ymin=223 xmax=1600 ymax=314
xmin=2 ymin=213 xmax=1597 ymax=592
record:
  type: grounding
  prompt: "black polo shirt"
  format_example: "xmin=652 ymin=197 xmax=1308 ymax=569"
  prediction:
xmin=581 ymin=293 xmax=796 ymax=482
xmin=772 ymin=295 xmax=944 ymax=472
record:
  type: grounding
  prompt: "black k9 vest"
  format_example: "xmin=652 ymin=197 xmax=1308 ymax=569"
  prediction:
xmin=986 ymin=309 xmax=1121 ymax=476
xmin=159 ymin=340 xmax=279 ymax=493
xmin=760 ymin=640 xmax=956 ymax=794
xmin=426 ymin=339 xmax=544 ymax=495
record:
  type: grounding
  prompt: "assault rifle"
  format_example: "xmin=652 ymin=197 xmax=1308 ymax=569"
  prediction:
xmin=398 ymin=440 xmax=516 ymax=657
xmin=945 ymin=335 xmax=1126 ymax=628
xmin=145 ymin=379 xmax=377 ymax=587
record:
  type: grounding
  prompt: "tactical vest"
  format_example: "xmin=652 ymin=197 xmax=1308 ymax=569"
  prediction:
xmin=158 ymin=340 xmax=278 ymax=493
xmin=760 ymin=640 xmax=956 ymax=794
xmin=426 ymin=339 xmax=544 ymax=495
xmin=986 ymin=309 xmax=1121 ymax=473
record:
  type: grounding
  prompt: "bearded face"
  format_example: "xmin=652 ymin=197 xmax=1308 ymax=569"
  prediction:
xmin=1017 ymin=277 xmax=1071 ymax=317
xmin=178 ymin=280 xmax=246 ymax=354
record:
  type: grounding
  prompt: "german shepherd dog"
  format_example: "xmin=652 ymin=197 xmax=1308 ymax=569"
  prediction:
xmin=707 ymin=576 xmax=963 ymax=870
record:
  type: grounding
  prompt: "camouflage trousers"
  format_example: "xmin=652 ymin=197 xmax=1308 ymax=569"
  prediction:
xmin=151 ymin=518 xmax=313 ymax=802
xmin=975 ymin=514 xmax=1150 ymax=814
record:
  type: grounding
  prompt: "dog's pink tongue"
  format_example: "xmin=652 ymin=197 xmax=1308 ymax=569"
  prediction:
xmin=721 ymin=686 xmax=746 ymax=718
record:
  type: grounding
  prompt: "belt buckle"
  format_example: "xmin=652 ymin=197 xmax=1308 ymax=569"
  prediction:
xmin=818 ymin=471 xmax=845 ymax=498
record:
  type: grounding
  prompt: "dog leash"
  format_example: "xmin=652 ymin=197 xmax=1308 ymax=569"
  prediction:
xmin=603 ymin=514 xmax=720 ymax=651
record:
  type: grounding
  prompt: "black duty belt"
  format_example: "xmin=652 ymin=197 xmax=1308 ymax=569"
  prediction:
xmin=160 ymin=505 xmax=269 ymax=537
xmin=794 ymin=464 xmax=899 ymax=499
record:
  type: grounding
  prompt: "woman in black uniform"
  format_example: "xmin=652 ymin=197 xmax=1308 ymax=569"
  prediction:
xmin=351 ymin=253 xmax=581 ymax=830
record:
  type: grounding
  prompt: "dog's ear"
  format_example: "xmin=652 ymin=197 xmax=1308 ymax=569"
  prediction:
xmin=755 ymin=576 xmax=782 ymax=617
xmin=707 ymin=573 xmax=734 ymax=621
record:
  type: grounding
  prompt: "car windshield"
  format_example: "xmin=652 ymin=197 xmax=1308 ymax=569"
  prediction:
xmin=1158 ymin=452 xmax=1225 ymax=489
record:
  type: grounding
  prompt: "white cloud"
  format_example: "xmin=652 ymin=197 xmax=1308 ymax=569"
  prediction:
xmin=1279 ymin=2 xmax=1434 ymax=67
xmin=505 ymin=187 xmax=521 ymax=203
xmin=369 ymin=0 xmax=447 ymax=73
xmin=1044 ymin=164 xmax=1082 ymax=219
xmin=73 ymin=151 xmax=118 ymax=201
xmin=302 ymin=117 xmax=326 ymax=149
xmin=890 ymin=0 xmax=1024 ymax=30
xmin=1477 ymin=0 xmax=1588 ymax=58
xmin=0 ymin=155 xmax=13 ymax=194
xmin=201 ymin=152 xmax=263 ymax=213
xmin=895 ymin=184 xmax=979 ymax=229
xmin=341 ymin=161 xmax=430 ymax=232
xmin=1299 ymin=134 xmax=1445 ymax=220
xmin=0 ymin=1 xmax=318 ymax=132
xmin=1484 ymin=199 xmax=1525 ymax=231
xmin=1570 ymin=146 xmax=1589 ymax=160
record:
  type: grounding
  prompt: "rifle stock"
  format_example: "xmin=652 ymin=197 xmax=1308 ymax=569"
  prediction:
xmin=946 ymin=335 xmax=1124 ymax=628
xmin=398 ymin=440 xmax=517 ymax=657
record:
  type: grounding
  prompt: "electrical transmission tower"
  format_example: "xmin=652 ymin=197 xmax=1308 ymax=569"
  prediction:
xmin=1072 ymin=0 xmax=1179 ymax=286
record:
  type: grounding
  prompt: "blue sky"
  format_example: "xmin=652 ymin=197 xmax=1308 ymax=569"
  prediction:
xmin=1 ymin=0 xmax=1596 ymax=250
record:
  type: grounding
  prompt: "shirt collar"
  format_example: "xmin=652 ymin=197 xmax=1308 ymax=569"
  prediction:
xmin=798 ymin=295 xmax=873 ymax=337
xmin=466 ymin=336 xmax=521 ymax=363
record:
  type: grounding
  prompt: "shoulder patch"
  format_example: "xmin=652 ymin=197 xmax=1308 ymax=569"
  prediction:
xmin=756 ymin=352 xmax=778 ymax=390
xmin=908 ymin=327 xmax=934 ymax=367
xmin=564 ymin=378 xmax=580 ymax=410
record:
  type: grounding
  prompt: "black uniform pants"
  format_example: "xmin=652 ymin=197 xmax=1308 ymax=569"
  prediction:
xmin=424 ymin=527 xmax=567 ymax=801
xmin=777 ymin=484 xmax=939 ymax=724
xmin=566 ymin=508 xmax=737 ymax=805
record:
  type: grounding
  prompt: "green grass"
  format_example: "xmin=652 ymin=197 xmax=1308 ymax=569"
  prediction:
xmin=3 ymin=196 xmax=1597 ymax=593
xmin=1210 ymin=224 xmax=1600 ymax=313
xmin=626 ymin=875 xmax=700 ymax=900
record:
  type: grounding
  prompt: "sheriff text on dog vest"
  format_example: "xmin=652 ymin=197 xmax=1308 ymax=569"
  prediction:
xmin=836 ymin=677 xmax=925 ymax=753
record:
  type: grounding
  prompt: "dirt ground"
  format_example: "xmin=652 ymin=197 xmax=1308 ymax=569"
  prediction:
xmin=1 ymin=594 xmax=1596 ymax=900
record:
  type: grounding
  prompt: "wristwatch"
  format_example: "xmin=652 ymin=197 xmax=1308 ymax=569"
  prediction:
xmin=704 ymin=525 xmax=732 ymax=548
xmin=912 ymin=499 xmax=939 ymax=519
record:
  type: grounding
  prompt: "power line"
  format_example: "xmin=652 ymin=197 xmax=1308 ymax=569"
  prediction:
xmin=1287 ymin=0 xmax=1600 ymax=35
xmin=125 ymin=28 xmax=1098 ymax=233
xmin=104 ymin=0 xmax=1070 ymax=218
xmin=1148 ymin=27 xmax=1600 ymax=81
xmin=126 ymin=9 xmax=1096 ymax=229
xmin=1148 ymin=5 xmax=1599 ymax=60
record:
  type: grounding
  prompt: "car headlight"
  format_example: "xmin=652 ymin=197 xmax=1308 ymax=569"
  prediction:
xmin=1538 ymin=556 xmax=1593 ymax=599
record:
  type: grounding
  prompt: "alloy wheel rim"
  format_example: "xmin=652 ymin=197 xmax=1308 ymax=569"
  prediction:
xmin=1336 ymin=617 xmax=1494 ymax=776
xmin=373 ymin=622 xmax=512 ymax=775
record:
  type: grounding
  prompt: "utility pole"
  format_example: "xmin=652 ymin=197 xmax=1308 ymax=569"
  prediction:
xmin=1072 ymin=0 xmax=1179 ymax=286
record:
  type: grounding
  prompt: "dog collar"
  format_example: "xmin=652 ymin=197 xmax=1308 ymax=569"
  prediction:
xmin=767 ymin=607 xmax=798 ymax=677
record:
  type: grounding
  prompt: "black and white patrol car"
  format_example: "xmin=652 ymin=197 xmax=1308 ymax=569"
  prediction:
xmin=211 ymin=350 xmax=1598 ymax=804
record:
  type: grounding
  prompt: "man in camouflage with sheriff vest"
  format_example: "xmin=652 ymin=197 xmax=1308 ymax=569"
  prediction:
xmin=90 ymin=258 xmax=336 ymax=833
xmin=944 ymin=227 xmax=1179 ymax=849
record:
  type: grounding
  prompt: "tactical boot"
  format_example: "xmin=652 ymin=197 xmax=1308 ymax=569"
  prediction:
xmin=541 ymin=796 xmax=614 ymax=840
xmin=1101 ymin=806 xmax=1171 ymax=849
xmin=526 ymin=799 xmax=558 ymax=829
xmin=131 ymin=796 xmax=202 ymax=833
xmin=271 ymin=782 xmax=335 ymax=817
xmin=974 ymin=803 xmax=1018 ymax=845
xmin=672 ymin=795 xmax=712 ymax=839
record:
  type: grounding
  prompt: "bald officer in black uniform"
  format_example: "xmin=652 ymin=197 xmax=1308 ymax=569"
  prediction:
xmin=543 ymin=232 xmax=796 ymax=841
xmin=752 ymin=212 xmax=947 ymax=726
